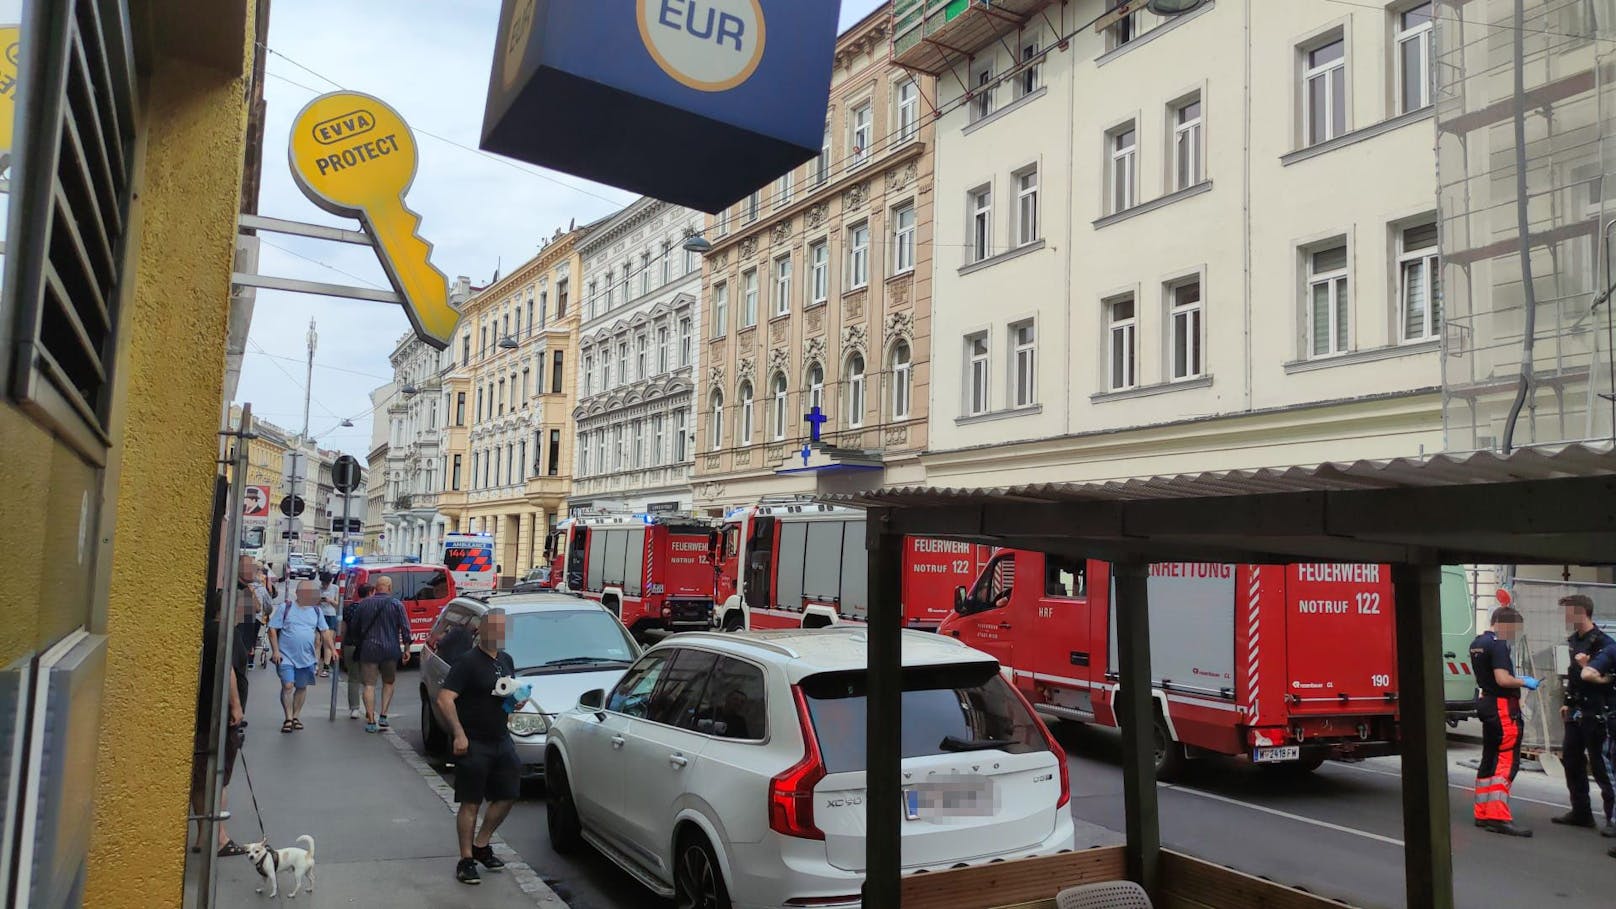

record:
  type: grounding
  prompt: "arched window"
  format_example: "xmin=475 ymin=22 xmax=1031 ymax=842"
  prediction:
xmin=890 ymin=341 xmax=912 ymax=420
xmin=807 ymin=362 xmax=825 ymax=414
xmin=771 ymin=373 xmax=789 ymax=441
xmin=709 ymin=389 xmax=725 ymax=451
xmin=845 ymin=353 xmax=866 ymax=428
xmin=738 ymin=380 xmax=755 ymax=444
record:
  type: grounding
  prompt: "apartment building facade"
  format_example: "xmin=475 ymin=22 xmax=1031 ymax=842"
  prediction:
xmin=364 ymin=380 xmax=395 ymax=555
xmin=893 ymin=0 xmax=1445 ymax=488
xmin=379 ymin=327 xmax=456 ymax=561
xmin=692 ymin=6 xmax=938 ymax=513
xmin=451 ymin=225 xmax=589 ymax=578
xmin=570 ymin=198 xmax=705 ymax=514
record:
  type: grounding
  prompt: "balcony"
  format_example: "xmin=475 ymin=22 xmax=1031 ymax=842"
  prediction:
xmin=892 ymin=0 xmax=1054 ymax=74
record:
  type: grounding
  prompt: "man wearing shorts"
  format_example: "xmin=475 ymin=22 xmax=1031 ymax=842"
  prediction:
xmin=268 ymin=579 xmax=330 ymax=733
xmin=350 ymin=575 xmax=411 ymax=732
xmin=436 ymin=609 xmax=525 ymax=885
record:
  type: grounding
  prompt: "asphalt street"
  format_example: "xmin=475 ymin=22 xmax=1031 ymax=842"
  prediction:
xmin=384 ymin=671 xmax=1614 ymax=909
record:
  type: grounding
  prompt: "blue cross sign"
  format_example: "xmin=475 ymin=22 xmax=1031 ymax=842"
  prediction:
xmin=804 ymin=405 xmax=828 ymax=442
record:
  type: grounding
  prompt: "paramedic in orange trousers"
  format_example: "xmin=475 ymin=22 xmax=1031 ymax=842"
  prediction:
xmin=1470 ymin=605 xmax=1540 ymax=836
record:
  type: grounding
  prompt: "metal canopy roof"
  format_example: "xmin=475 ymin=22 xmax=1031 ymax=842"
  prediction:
xmin=834 ymin=443 xmax=1616 ymax=565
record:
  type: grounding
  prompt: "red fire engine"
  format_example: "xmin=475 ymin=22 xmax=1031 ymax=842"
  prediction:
xmin=712 ymin=501 xmax=990 ymax=631
xmin=544 ymin=513 xmax=719 ymax=641
xmin=940 ymin=550 xmax=1401 ymax=777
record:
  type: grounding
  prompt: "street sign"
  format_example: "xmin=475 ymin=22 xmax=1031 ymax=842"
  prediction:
xmin=332 ymin=453 xmax=362 ymax=493
xmin=279 ymin=495 xmax=306 ymax=517
xmin=1 ymin=26 xmax=20 ymax=157
xmin=330 ymin=518 xmax=362 ymax=533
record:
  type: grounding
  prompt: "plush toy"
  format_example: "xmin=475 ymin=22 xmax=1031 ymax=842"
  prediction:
xmin=492 ymin=676 xmax=532 ymax=714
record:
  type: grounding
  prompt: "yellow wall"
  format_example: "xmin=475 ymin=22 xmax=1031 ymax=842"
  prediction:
xmin=81 ymin=12 xmax=255 ymax=906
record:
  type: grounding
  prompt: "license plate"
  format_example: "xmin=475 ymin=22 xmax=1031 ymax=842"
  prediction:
xmin=1252 ymin=746 xmax=1301 ymax=763
xmin=903 ymin=777 xmax=995 ymax=820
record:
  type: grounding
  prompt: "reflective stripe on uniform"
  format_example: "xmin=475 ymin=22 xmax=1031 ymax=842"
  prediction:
xmin=1475 ymin=696 xmax=1520 ymax=822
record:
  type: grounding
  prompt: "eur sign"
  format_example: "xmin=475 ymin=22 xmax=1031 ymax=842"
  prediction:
xmin=637 ymin=0 xmax=766 ymax=92
xmin=288 ymin=92 xmax=456 ymax=350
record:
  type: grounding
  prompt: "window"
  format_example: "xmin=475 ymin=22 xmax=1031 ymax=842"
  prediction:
xmin=896 ymin=79 xmax=920 ymax=143
xmin=661 ymin=241 xmax=672 ymax=286
xmin=480 ymin=325 xmax=489 ymax=358
xmin=817 ymin=123 xmax=831 ymax=185
xmin=521 ymin=368 xmax=531 ymax=405
xmin=674 ymin=409 xmax=689 ymax=461
xmin=640 ymin=253 xmax=652 ymax=295
xmin=617 ymin=343 xmax=629 ymax=387
xmin=451 ymin=454 xmax=462 ymax=490
xmin=536 ymin=352 xmax=546 ymax=392
xmin=494 ymin=447 xmax=502 ymax=486
xmin=713 ymin=282 xmax=729 ymax=336
xmin=614 ymin=425 xmax=626 ymax=470
xmin=738 ymin=381 xmax=755 ymax=443
xmin=1304 ymin=37 xmax=1347 ymax=146
xmin=1018 ymin=42 xmax=1041 ymax=98
xmin=602 ymin=352 xmax=613 ymax=389
xmin=684 ymin=243 xmax=696 ymax=276
xmin=1109 ymin=10 xmax=1141 ymax=49
xmin=578 ymin=433 xmax=589 ymax=476
xmin=771 ymin=373 xmax=789 ymax=441
xmin=848 ymin=222 xmax=870 ymax=288
xmin=1169 ymin=279 xmax=1204 ymax=380
xmin=587 ymin=280 xmax=598 ymax=318
xmin=1108 ymin=296 xmax=1138 ymax=391
xmin=1397 ymin=3 xmax=1433 ymax=114
xmin=679 ymin=318 xmax=693 ymax=366
xmin=1398 ymin=222 xmax=1440 ymax=342
xmin=620 ymin=262 xmax=631 ymax=301
xmin=634 ymin=335 xmax=647 ymax=379
xmin=890 ymin=342 xmax=912 ymax=419
xmin=773 ymin=256 xmax=792 ymax=317
xmin=1109 ymin=125 xmax=1136 ymax=213
xmin=715 ymin=209 xmax=730 ymax=238
xmin=742 ymin=269 xmax=759 ymax=327
xmin=476 ymin=387 xmax=485 ymax=422
xmin=657 ymin=326 xmax=670 ymax=374
xmin=966 ymin=333 xmax=990 ymax=416
xmin=693 ymin=657 xmax=767 ymax=739
xmin=551 ymin=351 xmax=564 ymax=393
xmin=548 ymin=429 xmax=561 ymax=476
xmin=595 ymin=431 xmax=607 ymax=472
xmin=472 ymin=452 xmax=480 ymax=489
xmin=604 ymin=271 xmax=614 ymax=309
xmin=808 ymin=363 xmax=825 ymax=413
xmin=849 ymin=102 xmax=873 ymax=167
xmin=846 ymin=354 xmax=866 ymax=428
xmin=810 ymin=241 xmax=829 ymax=303
xmin=1173 ymin=97 xmax=1203 ymax=191
xmin=893 ymin=204 xmax=917 ymax=273
xmin=970 ymin=187 xmax=993 ymax=264
xmin=462 ymin=334 xmax=471 ymax=366
xmin=652 ymin=416 xmax=665 ymax=465
xmin=776 ymin=173 xmax=794 ymax=207
xmin=632 ymin=420 xmax=645 ymax=468
xmin=455 ymin=392 xmax=466 ymax=426
xmin=1011 ymin=321 xmax=1036 ymax=407
xmin=557 ymin=279 xmax=568 ymax=317
xmin=518 ymin=440 xmax=527 ymax=481
xmin=1308 ymin=243 xmax=1350 ymax=357
xmin=1015 ymin=169 xmax=1039 ymax=247
xmin=710 ymin=390 xmax=725 ymax=450
xmin=971 ymin=64 xmax=995 ymax=121
xmin=745 ymin=191 xmax=761 ymax=224
xmin=537 ymin=291 xmax=547 ymax=329
xmin=517 ymin=302 xmax=525 ymax=336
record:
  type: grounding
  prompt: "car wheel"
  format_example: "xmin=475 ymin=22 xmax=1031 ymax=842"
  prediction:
xmin=545 ymin=755 xmax=582 ymax=854
xmin=673 ymin=830 xmax=731 ymax=909
xmin=420 ymin=690 xmax=446 ymax=757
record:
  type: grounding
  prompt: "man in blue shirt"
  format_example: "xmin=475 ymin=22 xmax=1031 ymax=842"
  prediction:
xmin=1575 ymin=631 xmax=1616 ymax=855
xmin=269 ymin=579 xmax=331 ymax=733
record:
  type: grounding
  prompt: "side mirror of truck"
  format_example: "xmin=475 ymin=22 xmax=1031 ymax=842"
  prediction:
xmin=954 ymin=586 xmax=970 ymax=615
xmin=578 ymin=688 xmax=606 ymax=715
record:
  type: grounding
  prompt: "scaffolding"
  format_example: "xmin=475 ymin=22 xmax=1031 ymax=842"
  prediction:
xmin=1437 ymin=0 xmax=1616 ymax=451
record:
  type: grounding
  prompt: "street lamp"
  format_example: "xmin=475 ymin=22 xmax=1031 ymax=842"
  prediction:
xmin=340 ymin=419 xmax=354 ymax=428
xmin=401 ymin=384 xmax=420 ymax=396
xmin=681 ymin=232 xmax=712 ymax=254
xmin=498 ymin=335 xmax=520 ymax=350
xmin=1145 ymin=0 xmax=1206 ymax=14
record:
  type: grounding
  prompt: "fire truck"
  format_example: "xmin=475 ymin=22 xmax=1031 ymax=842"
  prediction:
xmin=544 ymin=512 xmax=720 ymax=641
xmin=712 ymin=501 xmax=991 ymax=631
xmin=940 ymin=550 xmax=1401 ymax=778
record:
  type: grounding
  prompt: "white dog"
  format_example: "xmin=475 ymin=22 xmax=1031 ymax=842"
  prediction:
xmin=246 ymin=835 xmax=316 ymax=899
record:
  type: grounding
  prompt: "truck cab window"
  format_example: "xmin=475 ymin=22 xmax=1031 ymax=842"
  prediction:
xmin=1044 ymin=556 xmax=1085 ymax=598
xmin=968 ymin=555 xmax=1017 ymax=611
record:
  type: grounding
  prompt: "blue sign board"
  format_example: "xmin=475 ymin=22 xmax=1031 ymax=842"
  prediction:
xmin=482 ymin=0 xmax=841 ymax=213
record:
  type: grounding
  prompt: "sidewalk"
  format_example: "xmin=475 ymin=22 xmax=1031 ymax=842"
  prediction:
xmin=209 ymin=663 xmax=566 ymax=907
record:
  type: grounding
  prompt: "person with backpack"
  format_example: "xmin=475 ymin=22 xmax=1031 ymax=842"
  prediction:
xmin=268 ymin=579 xmax=331 ymax=733
xmin=350 ymin=575 xmax=411 ymax=733
xmin=340 ymin=582 xmax=373 ymax=719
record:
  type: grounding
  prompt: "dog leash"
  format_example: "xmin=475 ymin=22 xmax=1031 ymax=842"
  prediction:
xmin=236 ymin=743 xmax=269 ymax=842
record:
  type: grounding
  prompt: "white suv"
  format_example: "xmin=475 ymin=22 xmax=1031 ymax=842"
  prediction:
xmin=544 ymin=628 xmax=1075 ymax=909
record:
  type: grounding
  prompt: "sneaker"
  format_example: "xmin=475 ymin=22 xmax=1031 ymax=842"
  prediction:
xmin=1483 ymin=821 xmax=1534 ymax=837
xmin=1601 ymin=820 xmax=1616 ymax=838
xmin=456 ymin=858 xmax=481 ymax=885
xmin=1550 ymin=811 xmax=1596 ymax=828
xmin=472 ymin=843 xmax=506 ymax=871
xmin=378 ymin=715 xmax=391 ymax=729
xmin=349 ymin=708 xmax=362 ymax=720
xmin=365 ymin=722 xmax=379 ymax=733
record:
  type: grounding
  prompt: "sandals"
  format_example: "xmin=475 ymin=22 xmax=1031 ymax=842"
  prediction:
xmin=281 ymin=719 xmax=295 ymax=734
xmin=291 ymin=718 xmax=304 ymax=731
xmin=217 ymin=840 xmax=249 ymax=857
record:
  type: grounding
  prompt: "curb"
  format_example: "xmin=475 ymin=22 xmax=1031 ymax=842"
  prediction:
xmin=383 ymin=729 xmax=569 ymax=907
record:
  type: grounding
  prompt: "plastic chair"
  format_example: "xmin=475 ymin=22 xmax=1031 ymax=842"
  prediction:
xmin=1055 ymin=880 xmax=1154 ymax=909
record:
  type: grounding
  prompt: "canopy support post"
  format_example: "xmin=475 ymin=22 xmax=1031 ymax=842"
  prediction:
xmin=862 ymin=508 xmax=903 ymax=908
xmin=1112 ymin=560 xmax=1160 ymax=895
xmin=1393 ymin=561 xmax=1454 ymax=909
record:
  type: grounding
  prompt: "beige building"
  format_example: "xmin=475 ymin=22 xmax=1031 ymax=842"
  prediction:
xmin=450 ymin=226 xmax=589 ymax=579
xmin=893 ymin=0 xmax=1446 ymax=488
xmin=693 ymin=6 xmax=938 ymax=513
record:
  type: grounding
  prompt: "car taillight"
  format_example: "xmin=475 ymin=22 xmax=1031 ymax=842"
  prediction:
xmin=769 ymin=686 xmax=827 ymax=840
xmin=1009 ymin=682 xmax=1069 ymax=809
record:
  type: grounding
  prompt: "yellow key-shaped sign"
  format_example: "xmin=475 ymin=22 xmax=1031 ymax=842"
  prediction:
xmin=289 ymin=92 xmax=456 ymax=349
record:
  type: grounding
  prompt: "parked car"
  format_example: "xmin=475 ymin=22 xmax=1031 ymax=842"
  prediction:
xmin=419 ymin=593 xmax=641 ymax=779
xmin=339 ymin=562 xmax=456 ymax=654
xmin=543 ymin=627 xmax=1075 ymax=909
xmin=512 ymin=566 xmax=554 ymax=593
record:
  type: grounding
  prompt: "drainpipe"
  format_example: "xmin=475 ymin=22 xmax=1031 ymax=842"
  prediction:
xmin=1500 ymin=0 xmax=1537 ymax=454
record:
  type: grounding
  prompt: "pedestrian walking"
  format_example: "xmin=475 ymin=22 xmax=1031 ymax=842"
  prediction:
xmin=351 ymin=575 xmax=411 ymax=732
xmin=1470 ymin=605 xmax=1539 ymax=837
xmin=268 ymin=579 xmax=331 ymax=733
xmin=1550 ymin=595 xmax=1615 ymax=834
xmin=341 ymin=583 xmax=373 ymax=719
xmin=434 ymin=608 xmax=526 ymax=885
xmin=317 ymin=572 xmax=341 ymax=678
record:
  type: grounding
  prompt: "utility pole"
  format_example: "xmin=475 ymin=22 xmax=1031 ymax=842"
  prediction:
xmin=302 ymin=317 xmax=317 ymax=439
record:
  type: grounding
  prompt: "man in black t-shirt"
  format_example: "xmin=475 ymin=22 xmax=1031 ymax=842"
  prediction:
xmin=1470 ymin=605 xmax=1540 ymax=837
xmin=437 ymin=608 xmax=526 ymax=885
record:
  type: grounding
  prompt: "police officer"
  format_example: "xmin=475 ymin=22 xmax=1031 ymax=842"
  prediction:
xmin=1551 ymin=594 xmax=1615 ymax=834
xmin=1471 ymin=605 xmax=1539 ymax=837
xmin=1573 ymin=627 xmax=1616 ymax=856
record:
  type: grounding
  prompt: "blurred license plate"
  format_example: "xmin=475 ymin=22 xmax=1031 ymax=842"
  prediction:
xmin=903 ymin=777 xmax=995 ymax=820
xmin=1252 ymin=746 xmax=1301 ymax=763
